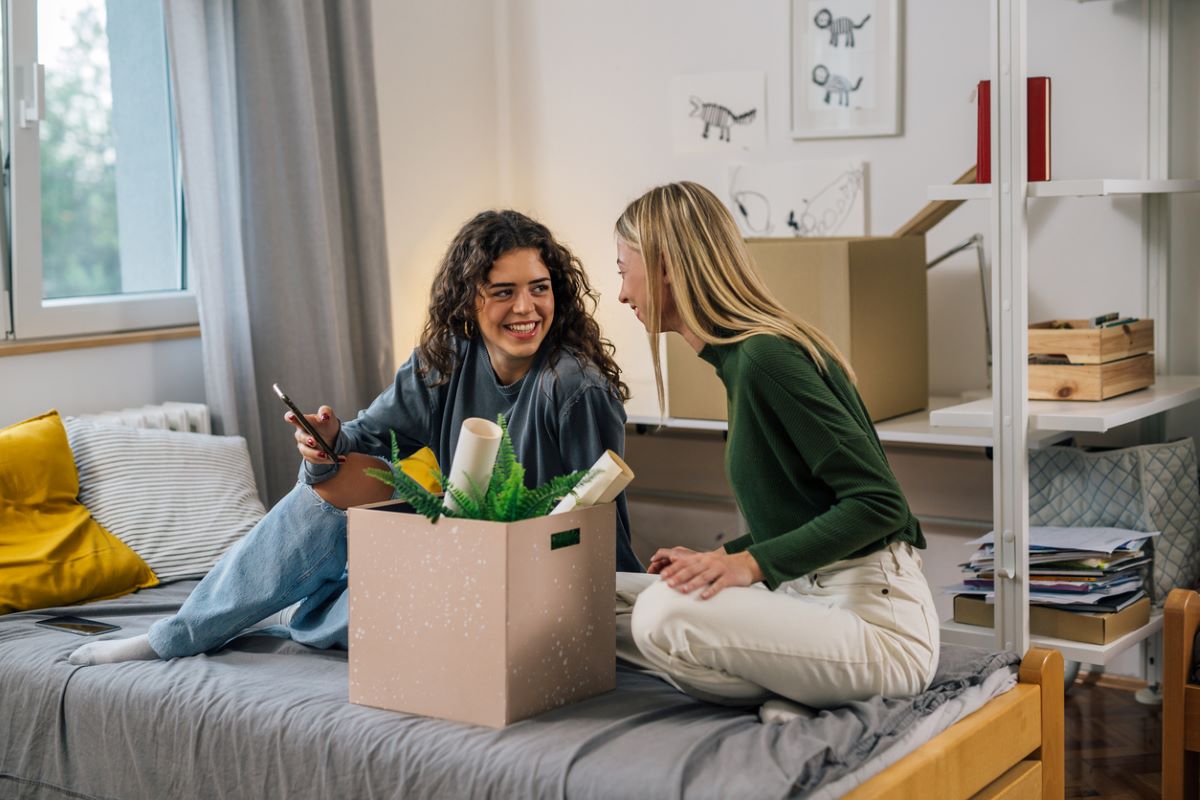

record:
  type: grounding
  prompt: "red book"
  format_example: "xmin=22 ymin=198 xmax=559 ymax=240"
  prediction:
xmin=976 ymin=77 xmax=1051 ymax=183
xmin=1027 ymin=77 xmax=1051 ymax=181
xmin=977 ymin=80 xmax=990 ymax=183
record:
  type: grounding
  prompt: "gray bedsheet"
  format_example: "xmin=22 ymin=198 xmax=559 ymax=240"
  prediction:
xmin=0 ymin=583 xmax=1018 ymax=800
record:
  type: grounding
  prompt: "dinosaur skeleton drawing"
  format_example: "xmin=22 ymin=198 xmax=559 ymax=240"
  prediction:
xmin=813 ymin=8 xmax=871 ymax=47
xmin=812 ymin=65 xmax=863 ymax=107
xmin=689 ymin=97 xmax=757 ymax=142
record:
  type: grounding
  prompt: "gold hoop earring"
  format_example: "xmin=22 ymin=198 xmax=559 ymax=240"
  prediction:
xmin=462 ymin=321 xmax=471 ymax=339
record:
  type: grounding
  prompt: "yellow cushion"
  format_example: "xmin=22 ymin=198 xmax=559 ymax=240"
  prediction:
xmin=0 ymin=411 xmax=158 ymax=614
xmin=398 ymin=446 xmax=441 ymax=494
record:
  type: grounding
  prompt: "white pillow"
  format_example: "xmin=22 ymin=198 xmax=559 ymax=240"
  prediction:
xmin=64 ymin=417 xmax=266 ymax=583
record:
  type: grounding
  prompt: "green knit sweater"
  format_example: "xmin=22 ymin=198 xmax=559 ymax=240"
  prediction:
xmin=703 ymin=334 xmax=924 ymax=589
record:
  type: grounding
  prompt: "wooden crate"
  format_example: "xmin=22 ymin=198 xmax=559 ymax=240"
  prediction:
xmin=1028 ymin=353 xmax=1155 ymax=401
xmin=1027 ymin=319 xmax=1153 ymax=364
xmin=1027 ymin=319 xmax=1155 ymax=401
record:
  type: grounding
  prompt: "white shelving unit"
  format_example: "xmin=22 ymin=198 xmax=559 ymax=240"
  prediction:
xmin=925 ymin=0 xmax=1198 ymax=667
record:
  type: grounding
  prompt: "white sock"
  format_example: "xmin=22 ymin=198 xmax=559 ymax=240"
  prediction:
xmin=68 ymin=633 xmax=160 ymax=666
xmin=248 ymin=601 xmax=301 ymax=631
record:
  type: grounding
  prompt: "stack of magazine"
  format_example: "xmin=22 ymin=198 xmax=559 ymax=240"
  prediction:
xmin=947 ymin=526 xmax=1157 ymax=613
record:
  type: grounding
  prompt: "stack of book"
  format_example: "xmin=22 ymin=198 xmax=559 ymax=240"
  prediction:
xmin=948 ymin=526 xmax=1156 ymax=614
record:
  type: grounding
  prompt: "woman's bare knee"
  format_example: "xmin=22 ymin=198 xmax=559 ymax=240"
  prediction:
xmin=312 ymin=454 xmax=394 ymax=509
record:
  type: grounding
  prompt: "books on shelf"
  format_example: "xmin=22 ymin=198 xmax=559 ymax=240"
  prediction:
xmin=945 ymin=526 xmax=1158 ymax=613
xmin=976 ymin=76 xmax=1051 ymax=183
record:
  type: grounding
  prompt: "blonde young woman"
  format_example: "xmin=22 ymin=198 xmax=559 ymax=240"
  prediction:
xmin=613 ymin=181 xmax=938 ymax=709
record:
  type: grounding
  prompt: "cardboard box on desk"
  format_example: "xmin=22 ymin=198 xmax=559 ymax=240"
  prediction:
xmin=666 ymin=235 xmax=928 ymax=423
xmin=954 ymin=594 xmax=1151 ymax=645
xmin=347 ymin=501 xmax=616 ymax=728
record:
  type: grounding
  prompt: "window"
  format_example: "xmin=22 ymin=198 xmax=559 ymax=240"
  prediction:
xmin=3 ymin=0 xmax=194 ymax=340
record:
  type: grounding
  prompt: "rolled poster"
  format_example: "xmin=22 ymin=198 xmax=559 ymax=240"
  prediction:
xmin=444 ymin=417 xmax=502 ymax=513
xmin=550 ymin=450 xmax=635 ymax=515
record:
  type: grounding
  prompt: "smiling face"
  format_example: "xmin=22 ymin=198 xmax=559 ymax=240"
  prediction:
xmin=616 ymin=238 xmax=650 ymax=329
xmin=475 ymin=247 xmax=554 ymax=384
xmin=617 ymin=237 xmax=681 ymax=334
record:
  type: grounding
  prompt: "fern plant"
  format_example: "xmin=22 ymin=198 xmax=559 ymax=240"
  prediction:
xmin=364 ymin=414 xmax=591 ymax=523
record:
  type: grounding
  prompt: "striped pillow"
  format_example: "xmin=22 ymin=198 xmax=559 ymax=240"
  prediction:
xmin=64 ymin=417 xmax=266 ymax=583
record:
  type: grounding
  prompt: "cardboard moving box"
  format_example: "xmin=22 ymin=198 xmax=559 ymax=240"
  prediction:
xmin=666 ymin=236 xmax=928 ymax=423
xmin=953 ymin=594 xmax=1151 ymax=645
xmin=348 ymin=502 xmax=616 ymax=728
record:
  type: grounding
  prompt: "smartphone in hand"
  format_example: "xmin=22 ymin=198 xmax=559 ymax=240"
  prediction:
xmin=273 ymin=383 xmax=341 ymax=463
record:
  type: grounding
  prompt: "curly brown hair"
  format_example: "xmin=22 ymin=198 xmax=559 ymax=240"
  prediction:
xmin=416 ymin=210 xmax=629 ymax=401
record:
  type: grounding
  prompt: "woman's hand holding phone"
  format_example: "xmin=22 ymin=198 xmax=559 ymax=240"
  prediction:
xmin=286 ymin=404 xmax=344 ymax=464
xmin=273 ymin=383 xmax=344 ymax=465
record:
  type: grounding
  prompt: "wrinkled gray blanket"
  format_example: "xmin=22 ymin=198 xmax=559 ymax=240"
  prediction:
xmin=0 ymin=582 xmax=1018 ymax=800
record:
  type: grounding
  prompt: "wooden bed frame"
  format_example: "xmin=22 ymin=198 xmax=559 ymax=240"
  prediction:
xmin=1165 ymin=587 xmax=1200 ymax=800
xmin=846 ymin=647 xmax=1064 ymax=799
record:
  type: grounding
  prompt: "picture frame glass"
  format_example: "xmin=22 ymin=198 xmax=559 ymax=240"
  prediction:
xmin=791 ymin=0 xmax=901 ymax=139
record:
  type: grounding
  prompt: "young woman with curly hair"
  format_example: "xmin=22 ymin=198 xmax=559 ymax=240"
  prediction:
xmin=612 ymin=182 xmax=937 ymax=712
xmin=71 ymin=210 xmax=640 ymax=666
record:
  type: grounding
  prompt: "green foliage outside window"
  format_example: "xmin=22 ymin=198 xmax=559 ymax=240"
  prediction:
xmin=41 ymin=3 xmax=120 ymax=299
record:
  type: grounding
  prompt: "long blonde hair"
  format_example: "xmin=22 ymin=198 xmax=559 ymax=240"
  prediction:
xmin=614 ymin=181 xmax=855 ymax=414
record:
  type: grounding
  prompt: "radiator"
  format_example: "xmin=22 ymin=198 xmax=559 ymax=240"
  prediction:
xmin=78 ymin=402 xmax=212 ymax=435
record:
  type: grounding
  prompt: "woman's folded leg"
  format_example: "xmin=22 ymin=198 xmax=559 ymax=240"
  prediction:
xmin=70 ymin=481 xmax=351 ymax=666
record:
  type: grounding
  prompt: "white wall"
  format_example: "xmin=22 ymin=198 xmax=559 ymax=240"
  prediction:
xmin=369 ymin=0 xmax=504 ymax=360
xmin=0 ymin=337 xmax=205 ymax=428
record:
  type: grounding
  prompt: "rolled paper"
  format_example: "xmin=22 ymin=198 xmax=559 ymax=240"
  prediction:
xmin=550 ymin=450 xmax=635 ymax=515
xmin=444 ymin=417 xmax=502 ymax=514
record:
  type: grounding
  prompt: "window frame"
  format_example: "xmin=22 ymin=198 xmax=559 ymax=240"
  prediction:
xmin=4 ymin=0 xmax=196 ymax=341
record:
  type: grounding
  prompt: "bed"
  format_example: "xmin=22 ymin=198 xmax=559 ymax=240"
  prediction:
xmin=1165 ymin=586 xmax=1200 ymax=800
xmin=0 ymin=580 xmax=1063 ymax=800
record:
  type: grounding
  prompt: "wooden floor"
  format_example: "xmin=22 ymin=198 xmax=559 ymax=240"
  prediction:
xmin=1065 ymin=677 xmax=1163 ymax=799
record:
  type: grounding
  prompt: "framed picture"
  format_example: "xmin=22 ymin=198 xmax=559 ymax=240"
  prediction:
xmin=791 ymin=0 xmax=902 ymax=139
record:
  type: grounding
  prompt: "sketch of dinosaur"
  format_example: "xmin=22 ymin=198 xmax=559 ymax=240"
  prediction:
xmin=689 ymin=97 xmax=757 ymax=142
xmin=811 ymin=65 xmax=862 ymax=107
xmin=813 ymin=8 xmax=871 ymax=47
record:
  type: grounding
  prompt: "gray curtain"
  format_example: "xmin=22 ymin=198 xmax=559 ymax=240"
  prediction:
xmin=163 ymin=0 xmax=394 ymax=503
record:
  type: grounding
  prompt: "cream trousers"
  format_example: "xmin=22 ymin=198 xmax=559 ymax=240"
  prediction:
xmin=616 ymin=542 xmax=940 ymax=708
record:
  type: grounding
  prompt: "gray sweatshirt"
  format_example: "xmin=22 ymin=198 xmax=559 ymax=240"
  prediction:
xmin=304 ymin=337 xmax=641 ymax=572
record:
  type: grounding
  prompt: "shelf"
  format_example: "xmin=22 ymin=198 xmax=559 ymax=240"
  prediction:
xmin=940 ymin=611 xmax=1162 ymax=666
xmin=630 ymin=397 xmax=1069 ymax=448
xmin=1029 ymin=178 xmax=1200 ymax=197
xmin=874 ymin=397 xmax=1067 ymax=448
xmin=928 ymin=375 xmax=1200 ymax=433
xmin=927 ymin=178 xmax=1200 ymax=201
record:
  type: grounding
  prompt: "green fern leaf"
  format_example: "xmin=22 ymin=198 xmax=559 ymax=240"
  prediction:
xmin=524 ymin=469 xmax=592 ymax=518
xmin=487 ymin=413 xmax=516 ymax=500
xmin=445 ymin=483 xmax=482 ymax=520
xmin=497 ymin=462 xmax=526 ymax=521
xmin=364 ymin=466 xmax=397 ymax=487
xmin=387 ymin=464 xmax=450 ymax=522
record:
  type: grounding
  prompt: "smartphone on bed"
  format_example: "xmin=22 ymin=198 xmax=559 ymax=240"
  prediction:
xmin=36 ymin=615 xmax=121 ymax=636
xmin=272 ymin=383 xmax=342 ymax=464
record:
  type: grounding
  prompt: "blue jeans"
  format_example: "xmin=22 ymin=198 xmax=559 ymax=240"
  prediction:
xmin=147 ymin=482 xmax=352 ymax=658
